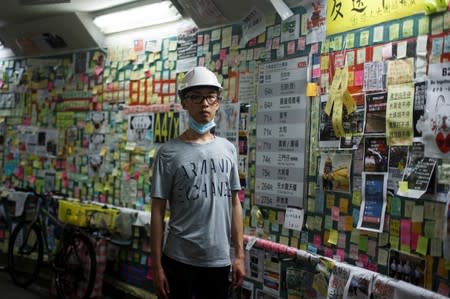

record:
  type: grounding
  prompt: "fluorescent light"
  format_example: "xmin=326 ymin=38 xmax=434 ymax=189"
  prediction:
xmin=270 ymin=0 xmax=294 ymax=21
xmin=93 ymin=1 xmax=181 ymax=34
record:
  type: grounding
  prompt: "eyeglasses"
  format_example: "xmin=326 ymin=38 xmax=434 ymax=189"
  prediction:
xmin=186 ymin=94 xmax=220 ymax=104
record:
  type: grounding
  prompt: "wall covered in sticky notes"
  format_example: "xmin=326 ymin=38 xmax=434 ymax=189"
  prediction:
xmin=0 ymin=2 xmax=449 ymax=298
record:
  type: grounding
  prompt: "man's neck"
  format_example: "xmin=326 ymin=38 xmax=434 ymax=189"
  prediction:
xmin=181 ymin=129 xmax=214 ymax=143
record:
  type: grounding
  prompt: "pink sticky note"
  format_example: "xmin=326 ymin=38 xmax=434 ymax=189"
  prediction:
xmin=28 ymin=175 xmax=36 ymax=184
xmin=313 ymin=234 xmax=321 ymax=248
xmin=336 ymin=249 xmax=345 ymax=261
xmin=324 ymin=247 xmax=333 ymax=258
xmin=219 ymin=48 xmax=227 ymax=60
xmin=331 ymin=206 xmax=340 ymax=221
xmin=400 ymin=219 xmax=411 ymax=246
xmin=354 ymin=70 xmax=364 ymax=86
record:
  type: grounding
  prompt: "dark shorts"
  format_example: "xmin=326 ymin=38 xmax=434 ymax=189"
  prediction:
xmin=161 ymin=254 xmax=230 ymax=299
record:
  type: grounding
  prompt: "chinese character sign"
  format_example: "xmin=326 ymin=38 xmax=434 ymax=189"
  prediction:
xmin=326 ymin=0 xmax=426 ymax=35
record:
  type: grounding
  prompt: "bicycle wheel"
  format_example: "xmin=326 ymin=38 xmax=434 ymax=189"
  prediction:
xmin=8 ymin=221 xmax=44 ymax=287
xmin=54 ymin=232 xmax=96 ymax=299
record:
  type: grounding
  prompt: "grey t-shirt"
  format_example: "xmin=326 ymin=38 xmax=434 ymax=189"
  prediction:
xmin=151 ymin=136 xmax=241 ymax=267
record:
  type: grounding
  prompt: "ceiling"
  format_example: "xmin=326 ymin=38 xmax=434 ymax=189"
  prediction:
xmin=0 ymin=0 xmax=146 ymax=27
xmin=0 ymin=0 xmax=312 ymax=57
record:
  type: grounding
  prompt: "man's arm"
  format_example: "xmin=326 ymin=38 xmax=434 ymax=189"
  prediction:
xmin=151 ymin=197 xmax=169 ymax=298
xmin=231 ymin=190 xmax=245 ymax=288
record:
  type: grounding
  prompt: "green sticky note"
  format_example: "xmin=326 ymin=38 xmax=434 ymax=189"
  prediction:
xmin=359 ymin=30 xmax=370 ymax=47
xmin=389 ymin=23 xmax=400 ymax=41
xmin=416 ymin=236 xmax=428 ymax=256
xmin=391 ymin=196 xmax=402 ymax=216
xmin=402 ymin=19 xmax=414 ymax=38
xmin=352 ymin=191 xmax=362 ymax=207
xmin=334 ymin=36 xmax=343 ymax=51
xmin=345 ymin=33 xmax=355 ymax=49
xmin=324 ymin=215 xmax=333 ymax=230
xmin=358 ymin=235 xmax=368 ymax=252
xmin=419 ymin=16 xmax=430 ymax=35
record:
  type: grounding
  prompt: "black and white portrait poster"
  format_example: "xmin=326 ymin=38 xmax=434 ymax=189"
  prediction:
xmin=126 ymin=113 xmax=154 ymax=147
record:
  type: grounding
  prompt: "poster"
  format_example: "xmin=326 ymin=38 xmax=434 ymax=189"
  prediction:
xmin=306 ymin=0 xmax=326 ymax=44
xmin=176 ymin=27 xmax=198 ymax=73
xmin=17 ymin=126 xmax=59 ymax=158
xmin=386 ymin=83 xmax=414 ymax=146
xmin=413 ymin=81 xmax=427 ymax=138
xmin=358 ymin=172 xmax=387 ymax=233
xmin=281 ymin=14 xmax=300 ymax=43
xmin=364 ymin=92 xmax=387 ymax=134
xmin=388 ymin=249 xmax=426 ymax=287
xmin=262 ymin=252 xmax=281 ymax=296
xmin=326 ymin=0 xmax=426 ymax=35
xmin=215 ymin=102 xmax=240 ymax=150
xmin=363 ymin=136 xmax=388 ymax=172
xmin=126 ymin=113 xmax=154 ymax=147
xmin=319 ymin=95 xmax=340 ymax=148
xmin=319 ymin=152 xmax=352 ymax=193
xmin=398 ymin=157 xmax=437 ymax=199
xmin=387 ymin=146 xmax=408 ymax=191
xmin=423 ymin=63 xmax=450 ymax=158
xmin=255 ymin=57 xmax=308 ymax=208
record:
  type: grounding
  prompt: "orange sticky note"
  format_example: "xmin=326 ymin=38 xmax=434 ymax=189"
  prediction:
xmin=306 ymin=82 xmax=318 ymax=96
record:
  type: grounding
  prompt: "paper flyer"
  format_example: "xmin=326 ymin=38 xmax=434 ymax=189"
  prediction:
xmin=358 ymin=172 xmax=388 ymax=233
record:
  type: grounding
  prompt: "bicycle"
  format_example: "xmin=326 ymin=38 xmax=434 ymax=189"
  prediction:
xmin=7 ymin=188 xmax=97 ymax=299
xmin=0 ymin=187 xmax=33 ymax=269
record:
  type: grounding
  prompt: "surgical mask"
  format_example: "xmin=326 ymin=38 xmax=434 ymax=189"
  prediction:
xmin=189 ymin=116 xmax=216 ymax=134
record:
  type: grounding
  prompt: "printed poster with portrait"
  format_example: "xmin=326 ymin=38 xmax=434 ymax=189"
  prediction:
xmin=126 ymin=113 xmax=154 ymax=147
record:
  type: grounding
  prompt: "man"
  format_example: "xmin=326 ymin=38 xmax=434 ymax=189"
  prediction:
xmin=151 ymin=66 xmax=245 ymax=299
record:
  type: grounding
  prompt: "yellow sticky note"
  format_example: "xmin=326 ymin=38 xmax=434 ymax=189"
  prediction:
xmin=399 ymin=181 xmax=408 ymax=193
xmin=306 ymin=82 xmax=318 ymax=96
xmin=328 ymin=229 xmax=338 ymax=245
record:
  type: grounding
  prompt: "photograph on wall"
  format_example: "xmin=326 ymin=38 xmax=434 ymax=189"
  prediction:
xmin=363 ymin=136 xmax=389 ymax=172
xmin=358 ymin=172 xmax=387 ymax=233
xmin=364 ymin=92 xmax=387 ymax=134
xmin=388 ymin=249 xmax=426 ymax=287
xmin=319 ymin=152 xmax=352 ymax=193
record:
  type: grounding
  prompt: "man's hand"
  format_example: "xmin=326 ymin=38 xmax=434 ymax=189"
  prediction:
xmin=152 ymin=267 xmax=170 ymax=299
xmin=231 ymin=256 xmax=245 ymax=289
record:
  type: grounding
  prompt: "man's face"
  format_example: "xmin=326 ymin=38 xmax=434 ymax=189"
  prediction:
xmin=183 ymin=87 xmax=220 ymax=123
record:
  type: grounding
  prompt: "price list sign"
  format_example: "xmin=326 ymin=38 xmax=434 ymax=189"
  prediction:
xmin=255 ymin=57 xmax=308 ymax=208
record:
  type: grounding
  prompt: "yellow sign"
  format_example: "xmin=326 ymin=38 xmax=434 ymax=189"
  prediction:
xmin=326 ymin=0 xmax=426 ymax=36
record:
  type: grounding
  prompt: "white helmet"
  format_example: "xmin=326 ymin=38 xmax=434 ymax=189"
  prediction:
xmin=178 ymin=66 xmax=222 ymax=98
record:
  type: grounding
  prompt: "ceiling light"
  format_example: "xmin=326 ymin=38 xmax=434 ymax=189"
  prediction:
xmin=270 ymin=0 xmax=294 ymax=21
xmin=93 ymin=1 xmax=181 ymax=34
